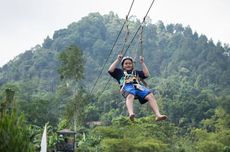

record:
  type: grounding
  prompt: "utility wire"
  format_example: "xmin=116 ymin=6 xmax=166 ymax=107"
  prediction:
xmin=90 ymin=0 xmax=135 ymax=94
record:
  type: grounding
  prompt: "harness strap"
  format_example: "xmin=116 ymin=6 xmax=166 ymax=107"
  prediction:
xmin=120 ymin=70 xmax=140 ymax=92
xmin=124 ymin=70 xmax=139 ymax=84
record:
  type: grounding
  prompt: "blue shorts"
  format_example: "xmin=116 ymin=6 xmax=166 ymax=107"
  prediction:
xmin=122 ymin=83 xmax=152 ymax=104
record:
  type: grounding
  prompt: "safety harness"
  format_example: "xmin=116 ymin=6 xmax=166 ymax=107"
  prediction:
xmin=120 ymin=70 xmax=145 ymax=93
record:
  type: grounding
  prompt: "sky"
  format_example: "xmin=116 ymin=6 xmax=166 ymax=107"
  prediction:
xmin=0 ymin=0 xmax=229 ymax=67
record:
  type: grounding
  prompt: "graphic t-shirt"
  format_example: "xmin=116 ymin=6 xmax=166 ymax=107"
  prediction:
xmin=108 ymin=68 xmax=147 ymax=85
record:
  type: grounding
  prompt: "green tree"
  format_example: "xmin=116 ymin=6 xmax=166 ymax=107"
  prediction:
xmin=58 ymin=45 xmax=84 ymax=81
xmin=64 ymin=88 xmax=90 ymax=128
xmin=20 ymin=96 xmax=58 ymax=126
xmin=0 ymin=112 xmax=35 ymax=152
xmin=0 ymin=89 xmax=34 ymax=152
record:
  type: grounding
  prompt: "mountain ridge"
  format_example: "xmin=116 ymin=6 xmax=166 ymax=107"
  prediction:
xmin=0 ymin=12 xmax=229 ymax=94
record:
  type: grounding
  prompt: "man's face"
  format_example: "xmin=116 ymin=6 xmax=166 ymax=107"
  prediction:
xmin=122 ymin=59 xmax=133 ymax=71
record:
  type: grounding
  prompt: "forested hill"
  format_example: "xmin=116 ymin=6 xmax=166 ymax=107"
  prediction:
xmin=0 ymin=12 xmax=229 ymax=93
xmin=0 ymin=11 xmax=230 ymax=120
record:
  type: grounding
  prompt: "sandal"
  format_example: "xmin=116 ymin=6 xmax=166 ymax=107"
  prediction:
xmin=155 ymin=115 xmax=168 ymax=121
xmin=129 ymin=114 xmax=135 ymax=122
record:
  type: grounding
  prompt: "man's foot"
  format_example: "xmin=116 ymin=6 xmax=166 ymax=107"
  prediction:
xmin=129 ymin=114 xmax=135 ymax=122
xmin=155 ymin=115 xmax=167 ymax=121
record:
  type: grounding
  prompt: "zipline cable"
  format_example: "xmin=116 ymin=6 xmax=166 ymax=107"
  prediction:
xmin=140 ymin=25 xmax=144 ymax=57
xmin=123 ymin=0 xmax=155 ymax=56
xmin=90 ymin=0 xmax=135 ymax=94
xmin=120 ymin=24 xmax=130 ymax=55
xmin=131 ymin=24 xmax=143 ymax=63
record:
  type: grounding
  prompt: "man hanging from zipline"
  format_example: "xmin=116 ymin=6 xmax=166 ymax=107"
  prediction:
xmin=108 ymin=54 xmax=167 ymax=122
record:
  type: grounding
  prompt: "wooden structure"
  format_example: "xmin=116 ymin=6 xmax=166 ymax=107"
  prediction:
xmin=56 ymin=129 xmax=76 ymax=152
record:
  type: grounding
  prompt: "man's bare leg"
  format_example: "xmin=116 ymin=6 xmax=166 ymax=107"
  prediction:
xmin=145 ymin=93 xmax=167 ymax=121
xmin=126 ymin=94 xmax=135 ymax=121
